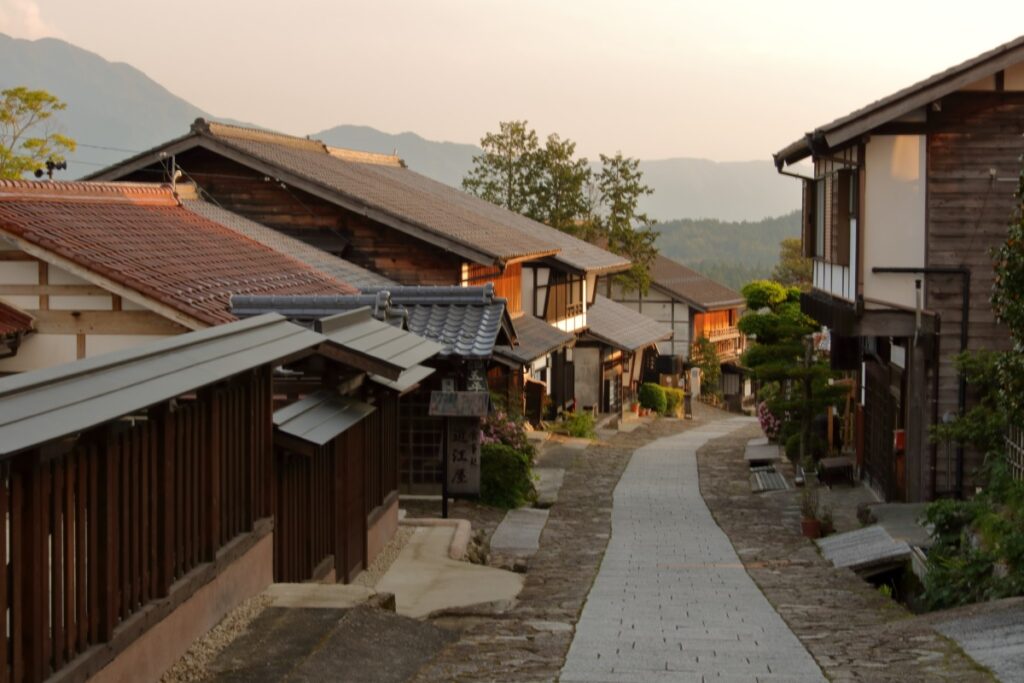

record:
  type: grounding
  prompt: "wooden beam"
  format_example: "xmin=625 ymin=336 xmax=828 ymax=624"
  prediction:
xmin=37 ymin=262 xmax=48 ymax=311
xmin=31 ymin=310 xmax=189 ymax=335
xmin=0 ymin=284 xmax=109 ymax=296
xmin=854 ymin=310 xmax=937 ymax=337
xmin=76 ymin=334 xmax=86 ymax=359
xmin=0 ymin=251 xmax=36 ymax=261
xmin=0 ymin=228 xmax=206 ymax=331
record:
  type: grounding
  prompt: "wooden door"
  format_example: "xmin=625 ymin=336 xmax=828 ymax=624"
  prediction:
xmin=863 ymin=360 xmax=901 ymax=500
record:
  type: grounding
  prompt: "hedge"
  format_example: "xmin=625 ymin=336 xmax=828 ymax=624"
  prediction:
xmin=639 ymin=383 xmax=667 ymax=414
xmin=480 ymin=443 xmax=536 ymax=509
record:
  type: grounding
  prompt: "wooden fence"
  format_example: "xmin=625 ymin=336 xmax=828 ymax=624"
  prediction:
xmin=1 ymin=367 xmax=273 ymax=683
xmin=1007 ymin=423 xmax=1024 ymax=482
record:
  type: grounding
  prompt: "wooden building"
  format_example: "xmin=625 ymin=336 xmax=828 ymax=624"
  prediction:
xmin=601 ymin=255 xmax=749 ymax=404
xmin=0 ymin=180 xmax=355 ymax=374
xmin=89 ymin=121 xmax=634 ymax=418
xmin=575 ymin=295 xmax=673 ymax=414
xmin=0 ymin=309 xmax=439 ymax=682
xmin=231 ymin=286 xmax=517 ymax=494
xmin=773 ymin=36 xmax=1024 ymax=501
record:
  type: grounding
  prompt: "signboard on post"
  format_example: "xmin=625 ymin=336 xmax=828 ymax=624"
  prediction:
xmin=446 ymin=418 xmax=481 ymax=495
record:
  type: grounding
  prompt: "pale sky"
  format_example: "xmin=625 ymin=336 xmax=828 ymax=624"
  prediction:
xmin=3 ymin=0 xmax=1023 ymax=161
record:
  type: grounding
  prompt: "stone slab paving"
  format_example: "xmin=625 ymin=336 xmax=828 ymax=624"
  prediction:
xmin=936 ymin=607 xmax=1024 ymax=682
xmin=534 ymin=467 xmax=565 ymax=507
xmin=562 ymin=417 xmax=825 ymax=682
xmin=489 ymin=508 xmax=550 ymax=555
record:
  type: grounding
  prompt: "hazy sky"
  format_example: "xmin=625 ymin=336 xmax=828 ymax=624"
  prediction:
xmin=2 ymin=0 xmax=1023 ymax=161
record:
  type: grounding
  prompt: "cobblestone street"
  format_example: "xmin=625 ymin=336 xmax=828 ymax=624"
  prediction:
xmin=411 ymin=405 xmax=732 ymax=681
xmin=696 ymin=426 xmax=996 ymax=682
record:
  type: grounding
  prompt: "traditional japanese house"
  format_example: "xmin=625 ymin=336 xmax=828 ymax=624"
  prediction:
xmin=575 ymin=295 xmax=673 ymax=415
xmin=89 ymin=121 xmax=634 ymax=417
xmin=231 ymin=285 xmax=514 ymax=494
xmin=772 ymin=36 xmax=1024 ymax=501
xmin=0 ymin=311 xmax=438 ymax=681
xmin=0 ymin=315 xmax=321 ymax=683
xmin=601 ymin=255 xmax=749 ymax=404
xmin=0 ymin=180 xmax=355 ymax=374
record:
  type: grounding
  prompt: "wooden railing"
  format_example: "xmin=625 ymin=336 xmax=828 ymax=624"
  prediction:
xmin=1008 ymin=424 xmax=1024 ymax=482
xmin=1 ymin=368 xmax=273 ymax=683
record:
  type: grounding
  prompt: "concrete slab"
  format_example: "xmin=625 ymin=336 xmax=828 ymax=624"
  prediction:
xmin=377 ymin=526 xmax=523 ymax=618
xmin=815 ymin=525 xmax=912 ymax=576
xmin=534 ymin=467 xmax=565 ymax=507
xmin=265 ymin=583 xmax=376 ymax=609
xmin=489 ymin=508 xmax=550 ymax=555
xmin=868 ymin=502 xmax=932 ymax=548
xmin=744 ymin=440 xmax=781 ymax=464
xmin=936 ymin=606 xmax=1024 ymax=682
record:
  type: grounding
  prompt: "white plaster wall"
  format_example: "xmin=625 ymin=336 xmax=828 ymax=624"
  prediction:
xmin=51 ymin=295 xmax=113 ymax=310
xmin=1006 ymin=63 xmax=1024 ymax=90
xmin=48 ymin=267 xmax=90 ymax=285
xmin=0 ymin=334 xmax=76 ymax=373
xmin=863 ymin=135 xmax=926 ymax=310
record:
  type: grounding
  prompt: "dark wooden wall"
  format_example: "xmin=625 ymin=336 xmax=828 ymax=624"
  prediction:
xmin=124 ymin=149 xmax=464 ymax=286
xmin=927 ymin=92 xmax=1024 ymax=489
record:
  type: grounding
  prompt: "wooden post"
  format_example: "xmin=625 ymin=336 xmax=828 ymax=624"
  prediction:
xmin=157 ymin=404 xmax=176 ymax=595
xmin=907 ymin=341 xmax=929 ymax=502
xmin=14 ymin=452 xmax=47 ymax=683
xmin=333 ymin=439 xmax=347 ymax=584
xmin=206 ymin=388 xmax=222 ymax=560
xmin=98 ymin=430 xmax=120 ymax=642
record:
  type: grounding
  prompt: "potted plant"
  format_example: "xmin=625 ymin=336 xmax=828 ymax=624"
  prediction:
xmin=800 ymin=483 xmax=821 ymax=539
xmin=819 ymin=504 xmax=835 ymax=536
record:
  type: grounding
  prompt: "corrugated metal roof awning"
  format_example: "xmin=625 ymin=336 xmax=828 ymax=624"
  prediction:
xmin=0 ymin=314 xmax=321 ymax=457
xmin=584 ymin=296 xmax=673 ymax=353
xmin=370 ymin=365 xmax=435 ymax=395
xmin=315 ymin=308 xmax=444 ymax=380
xmin=273 ymin=390 xmax=376 ymax=447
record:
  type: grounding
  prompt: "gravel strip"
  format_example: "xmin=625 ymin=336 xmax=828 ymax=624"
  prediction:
xmin=352 ymin=525 xmax=415 ymax=588
xmin=160 ymin=592 xmax=273 ymax=683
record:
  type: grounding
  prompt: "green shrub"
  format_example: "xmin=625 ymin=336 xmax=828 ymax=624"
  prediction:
xmin=480 ymin=443 xmax=536 ymax=509
xmin=663 ymin=388 xmax=684 ymax=416
xmin=638 ymin=383 xmax=667 ymax=414
xmin=562 ymin=411 xmax=596 ymax=438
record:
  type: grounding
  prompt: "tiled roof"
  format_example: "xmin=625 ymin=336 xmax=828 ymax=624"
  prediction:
xmin=585 ymin=295 xmax=673 ymax=352
xmin=91 ymin=120 xmax=630 ymax=274
xmin=0 ymin=181 xmax=356 ymax=327
xmin=774 ymin=35 xmax=1024 ymax=166
xmin=649 ymin=256 xmax=744 ymax=311
xmin=181 ymin=197 xmax=395 ymax=291
xmin=230 ymin=285 xmax=511 ymax=360
xmin=0 ymin=301 xmax=33 ymax=337
xmin=197 ymin=121 xmax=560 ymax=264
xmin=495 ymin=314 xmax=575 ymax=364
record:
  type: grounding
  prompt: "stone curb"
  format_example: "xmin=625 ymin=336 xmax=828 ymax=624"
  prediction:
xmin=399 ymin=518 xmax=472 ymax=560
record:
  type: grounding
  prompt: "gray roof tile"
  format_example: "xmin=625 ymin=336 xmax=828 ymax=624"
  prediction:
xmin=495 ymin=314 xmax=575 ymax=364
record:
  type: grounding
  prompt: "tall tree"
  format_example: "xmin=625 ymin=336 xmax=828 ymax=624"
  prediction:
xmin=533 ymin=133 xmax=591 ymax=232
xmin=463 ymin=120 xmax=541 ymax=215
xmin=597 ymin=152 xmax=658 ymax=294
xmin=771 ymin=237 xmax=812 ymax=288
xmin=0 ymin=87 xmax=75 ymax=180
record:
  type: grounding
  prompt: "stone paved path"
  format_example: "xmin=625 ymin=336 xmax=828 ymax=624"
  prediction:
xmin=562 ymin=417 xmax=825 ymax=683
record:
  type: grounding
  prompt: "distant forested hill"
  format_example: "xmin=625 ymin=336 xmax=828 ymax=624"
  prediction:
xmin=654 ymin=211 xmax=801 ymax=290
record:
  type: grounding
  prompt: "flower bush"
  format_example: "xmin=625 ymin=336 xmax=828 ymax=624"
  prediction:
xmin=757 ymin=400 xmax=781 ymax=440
xmin=480 ymin=408 xmax=533 ymax=455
